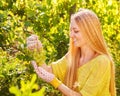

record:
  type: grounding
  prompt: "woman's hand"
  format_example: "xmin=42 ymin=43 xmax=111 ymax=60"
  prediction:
xmin=31 ymin=60 xmax=55 ymax=83
xmin=27 ymin=34 xmax=42 ymax=51
xmin=31 ymin=61 xmax=81 ymax=96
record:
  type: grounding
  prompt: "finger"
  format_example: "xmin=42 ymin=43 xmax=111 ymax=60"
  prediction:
xmin=27 ymin=37 xmax=37 ymax=41
xmin=27 ymin=41 xmax=38 ymax=45
xmin=31 ymin=34 xmax=38 ymax=38
xmin=31 ymin=61 xmax=43 ymax=77
xmin=38 ymin=67 xmax=47 ymax=75
xmin=31 ymin=34 xmax=39 ymax=40
xmin=38 ymin=67 xmax=44 ymax=72
xmin=27 ymin=35 xmax=38 ymax=41
xmin=27 ymin=47 xmax=34 ymax=51
xmin=31 ymin=61 xmax=38 ymax=70
xmin=38 ymin=67 xmax=46 ymax=77
xmin=27 ymin=41 xmax=42 ymax=49
xmin=27 ymin=44 xmax=37 ymax=50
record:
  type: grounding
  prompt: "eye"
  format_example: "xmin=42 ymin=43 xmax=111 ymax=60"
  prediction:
xmin=74 ymin=30 xmax=79 ymax=33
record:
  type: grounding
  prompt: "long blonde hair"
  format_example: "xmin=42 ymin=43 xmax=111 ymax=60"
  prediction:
xmin=64 ymin=8 xmax=116 ymax=96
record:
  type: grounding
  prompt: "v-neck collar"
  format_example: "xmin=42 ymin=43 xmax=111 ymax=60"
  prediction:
xmin=78 ymin=54 xmax=106 ymax=70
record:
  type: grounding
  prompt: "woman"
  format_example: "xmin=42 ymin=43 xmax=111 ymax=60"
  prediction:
xmin=27 ymin=8 xmax=116 ymax=96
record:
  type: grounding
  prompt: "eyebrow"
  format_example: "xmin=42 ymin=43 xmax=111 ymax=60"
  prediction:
xmin=70 ymin=25 xmax=79 ymax=30
xmin=72 ymin=27 xmax=79 ymax=30
xmin=73 ymin=27 xmax=77 ymax=29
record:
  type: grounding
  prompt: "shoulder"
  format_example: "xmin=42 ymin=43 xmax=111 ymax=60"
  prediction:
xmin=96 ymin=54 xmax=110 ymax=64
xmin=93 ymin=54 xmax=111 ymax=70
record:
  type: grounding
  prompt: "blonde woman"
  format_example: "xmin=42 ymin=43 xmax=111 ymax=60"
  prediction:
xmin=27 ymin=8 xmax=116 ymax=96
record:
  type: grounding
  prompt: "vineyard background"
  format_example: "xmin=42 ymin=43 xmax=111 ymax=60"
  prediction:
xmin=0 ymin=0 xmax=120 ymax=96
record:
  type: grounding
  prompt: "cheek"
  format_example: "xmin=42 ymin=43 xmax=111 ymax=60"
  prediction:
xmin=77 ymin=35 xmax=86 ymax=45
xmin=76 ymin=34 xmax=82 ymax=41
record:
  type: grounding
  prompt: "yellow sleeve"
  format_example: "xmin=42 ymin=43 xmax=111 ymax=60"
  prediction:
xmin=51 ymin=56 xmax=68 ymax=82
xmin=80 ymin=55 xmax=111 ymax=96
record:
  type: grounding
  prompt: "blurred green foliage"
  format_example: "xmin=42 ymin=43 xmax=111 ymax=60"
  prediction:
xmin=9 ymin=74 xmax=45 ymax=96
xmin=0 ymin=0 xmax=120 ymax=96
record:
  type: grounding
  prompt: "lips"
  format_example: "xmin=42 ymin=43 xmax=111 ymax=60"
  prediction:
xmin=73 ymin=39 xmax=77 ymax=43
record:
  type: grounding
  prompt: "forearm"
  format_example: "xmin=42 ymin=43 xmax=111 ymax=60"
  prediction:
xmin=58 ymin=83 xmax=82 ymax=96
xmin=32 ymin=61 xmax=81 ymax=96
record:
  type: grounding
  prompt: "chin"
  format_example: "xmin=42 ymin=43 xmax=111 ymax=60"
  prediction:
xmin=74 ymin=44 xmax=81 ymax=47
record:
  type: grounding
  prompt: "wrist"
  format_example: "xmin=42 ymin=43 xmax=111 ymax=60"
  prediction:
xmin=50 ymin=77 xmax=62 ymax=88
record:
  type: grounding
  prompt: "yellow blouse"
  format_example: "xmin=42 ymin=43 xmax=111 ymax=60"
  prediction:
xmin=51 ymin=55 xmax=111 ymax=96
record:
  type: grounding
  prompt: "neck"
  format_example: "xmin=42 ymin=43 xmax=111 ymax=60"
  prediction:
xmin=79 ymin=45 xmax=97 ymax=66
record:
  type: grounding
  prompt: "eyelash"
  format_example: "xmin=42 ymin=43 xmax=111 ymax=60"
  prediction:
xmin=74 ymin=31 xmax=79 ymax=33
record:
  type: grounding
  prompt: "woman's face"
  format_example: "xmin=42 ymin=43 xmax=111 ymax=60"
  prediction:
xmin=70 ymin=19 xmax=87 ymax=47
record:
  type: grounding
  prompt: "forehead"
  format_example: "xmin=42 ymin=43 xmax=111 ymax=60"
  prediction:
xmin=70 ymin=18 xmax=79 ymax=29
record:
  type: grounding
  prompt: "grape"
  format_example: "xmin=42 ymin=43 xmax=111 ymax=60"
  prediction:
xmin=25 ymin=48 xmax=46 ymax=66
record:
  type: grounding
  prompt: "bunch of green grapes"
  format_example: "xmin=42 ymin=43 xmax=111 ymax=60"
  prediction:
xmin=25 ymin=48 xmax=46 ymax=66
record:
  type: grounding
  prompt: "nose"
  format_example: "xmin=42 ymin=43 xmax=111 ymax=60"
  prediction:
xmin=70 ymin=31 xmax=74 ymax=38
